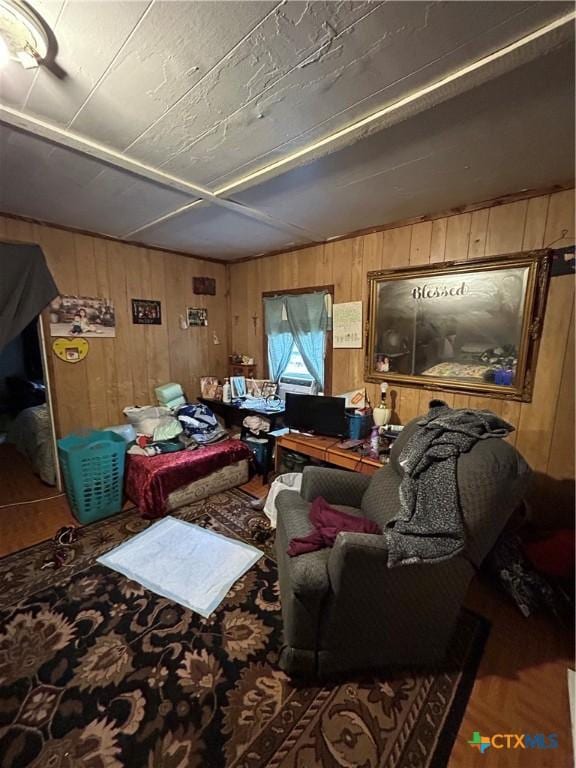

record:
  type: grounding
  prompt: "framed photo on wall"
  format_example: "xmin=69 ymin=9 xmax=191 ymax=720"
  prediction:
xmin=132 ymin=299 xmax=161 ymax=325
xmin=365 ymin=250 xmax=551 ymax=402
xmin=49 ymin=295 xmax=116 ymax=337
xmin=187 ymin=307 xmax=208 ymax=327
xmin=193 ymin=277 xmax=216 ymax=295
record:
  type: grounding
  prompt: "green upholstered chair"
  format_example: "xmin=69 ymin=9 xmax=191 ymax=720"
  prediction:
xmin=274 ymin=416 xmax=531 ymax=678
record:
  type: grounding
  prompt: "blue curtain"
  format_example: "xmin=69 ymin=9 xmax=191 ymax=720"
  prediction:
xmin=264 ymin=296 xmax=292 ymax=381
xmin=285 ymin=293 xmax=330 ymax=390
xmin=264 ymin=292 xmax=331 ymax=388
xmin=267 ymin=333 xmax=293 ymax=382
xmin=291 ymin=329 xmax=325 ymax=389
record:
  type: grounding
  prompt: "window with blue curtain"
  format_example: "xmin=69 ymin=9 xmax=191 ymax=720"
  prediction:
xmin=263 ymin=291 xmax=331 ymax=390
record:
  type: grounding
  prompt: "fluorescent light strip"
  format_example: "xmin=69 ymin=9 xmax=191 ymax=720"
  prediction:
xmin=213 ymin=10 xmax=576 ymax=196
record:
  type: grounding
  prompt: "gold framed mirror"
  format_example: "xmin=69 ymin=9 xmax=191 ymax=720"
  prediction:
xmin=365 ymin=250 xmax=551 ymax=402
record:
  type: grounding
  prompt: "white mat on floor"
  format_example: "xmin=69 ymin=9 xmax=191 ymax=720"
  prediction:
xmin=97 ymin=517 xmax=263 ymax=618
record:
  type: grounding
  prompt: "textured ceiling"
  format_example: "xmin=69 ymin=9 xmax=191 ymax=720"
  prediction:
xmin=0 ymin=1 xmax=574 ymax=261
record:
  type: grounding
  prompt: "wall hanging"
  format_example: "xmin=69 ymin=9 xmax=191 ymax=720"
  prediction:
xmin=333 ymin=300 xmax=363 ymax=348
xmin=131 ymin=299 xmax=161 ymax=325
xmin=52 ymin=337 xmax=89 ymax=363
xmin=365 ymin=250 xmax=551 ymax=402
xmin=49 ymin=295 xmax=116 ymax=337
xmin=193 ymin=277 xmax=216 ymax=295
xmin=187 ymin=307 xmax=208 ymax=327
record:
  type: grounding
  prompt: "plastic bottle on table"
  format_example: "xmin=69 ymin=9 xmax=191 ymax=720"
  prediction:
xmin=370 ymin=425 xmax=380 ymax=459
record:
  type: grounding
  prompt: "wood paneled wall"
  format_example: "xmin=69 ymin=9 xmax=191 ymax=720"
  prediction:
xmin=2 ymin=190 xmax=573 ymax=518
xmin=229 ymin=189 xmax=575 ymax=521
xmin=0 ymin=216 xmax=228 ymax=437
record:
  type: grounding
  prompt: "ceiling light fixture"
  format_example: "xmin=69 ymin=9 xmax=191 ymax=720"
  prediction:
xmin=0 ymin=0 xmax=50 ymax=69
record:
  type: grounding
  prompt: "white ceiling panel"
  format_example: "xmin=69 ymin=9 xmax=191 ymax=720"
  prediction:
xmin=140 ymin=202 xmax=309 ymax=259
xmin=155 ymin=1 xmax=571 ymax=186
xmin=124 ymin=1 xmax=377 ymax=169
xmin=0 ymin=1 xmax=574 ymax=260
xmin=0 ymin=126 xmax=196 ymax=236
xmin=23 ymin=1 xmax=150 ymax=126
xmin=231 ymin=44 xmax=575 ymax=243
xmin=69 ymin=0 xmax=277 ymax=150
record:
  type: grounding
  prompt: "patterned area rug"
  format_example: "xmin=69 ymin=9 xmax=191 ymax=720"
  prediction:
xmin=0 ymin=489 xmax=488 ymax=768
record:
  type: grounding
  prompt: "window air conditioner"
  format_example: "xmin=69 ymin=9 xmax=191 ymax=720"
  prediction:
xmin=278 ymin=376 xmax=317 ymax=400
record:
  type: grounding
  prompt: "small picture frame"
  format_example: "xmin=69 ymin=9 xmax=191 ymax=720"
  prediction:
xmin=230 ymin=376 xmax=247 ymax=399
xmin=246 ymin=379 xmax=278 ymax=398
xmin=132 ymin=299 xmax=162 ymax=325
xmin=65 ymin=347 xmax=81 ymax=362
xmin=52 ymin=337 xmax=89 ymax=364
xmin=193 ymin=277 xmax=216 ymax=295
xmin=200 ymin=376 xmax=220 ymax=399
xmin=261 ymin=381 xmax=278 ymax=399
xmin=187 ymin=307 xmax=208 ymax=327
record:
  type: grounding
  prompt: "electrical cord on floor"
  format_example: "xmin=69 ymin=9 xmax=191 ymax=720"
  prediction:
xmin=0 ymin=493 xmax=65 ymax=510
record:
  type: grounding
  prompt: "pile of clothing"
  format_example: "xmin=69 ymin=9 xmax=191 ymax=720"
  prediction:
xmin=123 ymin=403 xmax=228 ymax=457
xmin=176 ymin=403 xmax=228 ymax=445
xmin=242 ymin=415 xmax=271 ymax=435
xmin=484 ymin=527 xmax=574 ymax=625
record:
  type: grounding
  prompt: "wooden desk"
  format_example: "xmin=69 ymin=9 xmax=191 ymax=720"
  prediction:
xmin=275 ymin=432 xmax=383 ymax=476
xmin=326 ymin=443 xmax=382 ymax=474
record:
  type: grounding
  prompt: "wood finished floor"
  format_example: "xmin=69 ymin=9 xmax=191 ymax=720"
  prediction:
xmin=0 ymin=443 xmax=75 ymax=555
xmin=0 ymin=443 xmax=63 ymax=506
xmin=0 ymin=464 xmax=572 ymax=767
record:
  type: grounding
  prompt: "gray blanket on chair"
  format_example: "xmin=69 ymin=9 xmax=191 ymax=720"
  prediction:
xmin=385 ymin=404 xmax=513 ymax=567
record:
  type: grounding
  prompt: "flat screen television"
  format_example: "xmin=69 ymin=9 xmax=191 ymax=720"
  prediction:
xmin=284 ymin=393 xmax=347 ymax=437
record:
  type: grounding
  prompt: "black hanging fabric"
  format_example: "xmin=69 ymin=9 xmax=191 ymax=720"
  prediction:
xmin=0 ymin=242 xmax=59 ymax=354
xmin=21 ymin=317 xmax=43 ymax=380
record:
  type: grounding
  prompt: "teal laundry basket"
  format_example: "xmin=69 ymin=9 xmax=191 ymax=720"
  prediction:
xmin=58 ymin=430 xmax=127 ymax=523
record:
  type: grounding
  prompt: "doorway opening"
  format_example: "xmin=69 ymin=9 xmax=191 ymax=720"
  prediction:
xmin=0 ymin=316 xmax=60 ymax=506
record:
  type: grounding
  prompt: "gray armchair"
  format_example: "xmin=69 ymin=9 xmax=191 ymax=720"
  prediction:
xmin=275 ymin=418 xmax=531 ymax=678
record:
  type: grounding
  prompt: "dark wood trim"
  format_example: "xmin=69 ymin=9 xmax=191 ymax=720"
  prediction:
xmin=230 ymin=182 xmax=574 ymax=265
xmin=261 ymin=284 xmax=334 ymax=298
xmin=261 ymin=284 xmax=334 ymax=396
xmin=224 ymin=263 xmax=233 ymax=360
xmin=3 ymin=182 xmax=572 ymax=268
xmin=0 ymin=210 xmax=227 ymax=265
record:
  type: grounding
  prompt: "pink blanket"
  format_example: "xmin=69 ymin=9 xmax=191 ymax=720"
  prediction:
xmin=287 ymin=496 xmax=381 ymax=556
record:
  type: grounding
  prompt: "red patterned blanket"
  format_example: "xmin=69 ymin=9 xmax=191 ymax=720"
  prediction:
xmin=125 ymin=439 xmax=252 ymax=519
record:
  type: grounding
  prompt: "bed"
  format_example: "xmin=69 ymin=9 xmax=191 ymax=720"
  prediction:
xmin=7 ymin=403 xmax=56 ymax=485
xmin=125 ymin=438 xmax=252 ymax=519
xmin=420 ymin=361 xmax=492 ymax=380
